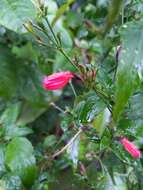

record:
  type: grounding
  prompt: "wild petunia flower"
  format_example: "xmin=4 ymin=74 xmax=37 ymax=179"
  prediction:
xmin=120 ymin=137 xmax=141 ymax=158
xmin=43 ymin=71 xmax=74 ymax=90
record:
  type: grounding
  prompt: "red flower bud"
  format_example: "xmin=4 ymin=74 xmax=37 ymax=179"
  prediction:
xmin=43 ymin=71 xmax=74 ymax=90
xmin=120 ymin=137 xmax=141 ymax=158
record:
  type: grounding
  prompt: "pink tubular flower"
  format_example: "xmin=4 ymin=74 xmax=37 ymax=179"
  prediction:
xmin=120 ymin=137 xmax=141 ymax=158
xmin=43 ymin=71 xmax=74 ymax=90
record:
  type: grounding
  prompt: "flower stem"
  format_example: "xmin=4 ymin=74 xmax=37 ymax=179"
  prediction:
xmin=69 ymin=80 xmax=77 ymax=97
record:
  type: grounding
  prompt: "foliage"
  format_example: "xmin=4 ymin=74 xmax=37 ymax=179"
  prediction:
xmin=0 ymin=0 xmax=143 ymax=189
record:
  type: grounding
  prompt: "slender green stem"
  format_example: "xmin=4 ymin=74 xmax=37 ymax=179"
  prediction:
xmin=32 ymin=22 xmax=58 ymax=46
xmin=44 ymin=16 xmax=60 ymax=46
xmin=43 ymin=16 xmax=79 ymax=71
xmin=69 ymin=80 xmax=77 ymax=97
xmin=60 ymin=48 xmax=79 ymax=70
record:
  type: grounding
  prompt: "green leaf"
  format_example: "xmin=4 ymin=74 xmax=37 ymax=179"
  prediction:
xmin=48 ymin=19 xmax=73 ymax=49
xmin=93 ymin=108 xmax=111 ymax=136
xmin=60 ymin=114 xmax=73 ymax=132
xmin=74 ymin=91 xmax=106 ymax=124
xmin=0 ymin=0 xmax=36 ymax=33
xmin=0 ymin=103 xmax=21 ymax=126
xmin=5 ymin=137 xmax=37 ymax=187
xmin=52 ymin=0 xmax=75 ymax=26
xmin=43 ymin=135 xmax=57 ymax=148
xmin=4 ymin=125 xmax=33 ymax=140
xmin=96 ymin=173 xmax=115 ymax=190
xmin=17 ymin=65 xmax=53 ymax=107
xmin=0 ymin=103 xmax=33 ymax=139
xmin=0 ymin=54 xmax=17 ymax=99
xmin=12 ymin=42 xmax=39 ymax=62
xmin=16 ymin=102 xmax=47 ymax=125
xmin=46 ymin=4 xmax=73 ymax=49
xmin=65 ymin=11 xmax=82 ymax=29
xmin=113 ymin=21 xmax=143 ymax=121
xmin=96 ymin=171 xmax=127 ymax=190
xmin=0 ymin=173 xmax=22 ymax=190
xmin=105 ymin=0 xmax=122 ymax=33
xmin=0 ymin=145 xmax=6 ymax=177
xmin=124 ymin=92 xmax=143 ymax=137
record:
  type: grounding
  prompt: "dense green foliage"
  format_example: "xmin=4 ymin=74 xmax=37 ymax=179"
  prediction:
xmin=0 ymin=0 xmax=143 ymax=189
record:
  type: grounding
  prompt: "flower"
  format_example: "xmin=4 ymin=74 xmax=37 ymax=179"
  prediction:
xmin=43 ymin=71 xmax=74 ymax=90
xmin=120 ymin=137 xmax=141 ymax=158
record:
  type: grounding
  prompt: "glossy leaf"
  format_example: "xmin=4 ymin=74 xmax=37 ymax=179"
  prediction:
xmin=125 ymin=92 xmax=143 ymax=137
xmin=0 ymin=103 xmax=21 ymax=126
xmin=0 ymin=145 xmax=6 ymax=177
xmin=3 ymin=125 xmax=33 ymax=140
xmin=96 ymin=172 xmax=127 ymax=190
xmin=93 ymin=108 xmax=111 ymax=136
xmin=0 ymin=0 xmax=36 ymax=33
xmin=16 ymin=102 xmax=47 ymax=125
xmin=0 ymin=173 xmax=22 ymax=190
xmin=74 ymin=91 xmax=106 ymax=124
xmin=113 ymin=21 xmax=143 ymax=121
xmin=5 ymin=137 xmax=37 ymax=187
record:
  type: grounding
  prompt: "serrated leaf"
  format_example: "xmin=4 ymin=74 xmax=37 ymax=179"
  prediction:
xmin=5 ymin=137 xmax=37 ymax=187
xmin=113 ymin=21 xmax=143 ymax=121
xmin=0 ymin=0 xmax=36 ymax=33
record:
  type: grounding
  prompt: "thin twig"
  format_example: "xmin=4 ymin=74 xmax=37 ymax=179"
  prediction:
xmin=52 ymin=128 xmax=82 ymax=158
xmin=50 ymin=102 xmax=65 ymax=113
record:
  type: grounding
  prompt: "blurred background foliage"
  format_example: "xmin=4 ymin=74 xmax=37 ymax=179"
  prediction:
xmin=0 ymin=0 xmax=143 ymax=189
